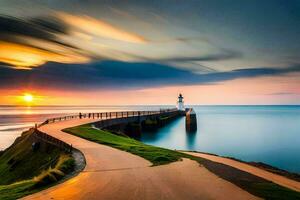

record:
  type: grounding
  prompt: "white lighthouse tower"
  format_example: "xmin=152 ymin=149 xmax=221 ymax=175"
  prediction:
xmin=177 ymin=93 xmax=184 ymax=111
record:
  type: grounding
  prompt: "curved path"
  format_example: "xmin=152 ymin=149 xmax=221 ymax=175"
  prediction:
xmin=23 ymin=118 xmax=260 ymax=200
xmin=186 ymin=152 xmax=300 ymax=192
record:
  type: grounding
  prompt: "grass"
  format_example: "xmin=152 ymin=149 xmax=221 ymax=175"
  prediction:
xmin=33 ymin=154 xmax=75 ymax=186
xmin=0 ymin=129 xmax=75 ymax=200
xmin=0 ymin=155 xmax=75 ymax=200
xmin=0 ymin=129 xmax=62 ymax=185
xmin=0 ymin=181 xmax=36 ymax=200
xmin=64 ymin=124 xmax=192 ymax=166
xmin=64 ymin=123 xmax=300 ymax=200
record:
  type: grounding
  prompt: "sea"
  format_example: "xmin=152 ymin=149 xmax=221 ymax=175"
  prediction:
xmin=1 ymin=105 xmax=300 ymax=173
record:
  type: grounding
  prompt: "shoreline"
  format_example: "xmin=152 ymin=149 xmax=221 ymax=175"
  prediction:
xmin=185 ymin=151 xmax=300 ymax=192
xmin=183 ymin=150 xmax=300 ymax=182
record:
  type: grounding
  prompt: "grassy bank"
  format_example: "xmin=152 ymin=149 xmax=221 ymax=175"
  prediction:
xmin=0 ymin=129 xmax=75 ymax=200
xmin=64 ymin=124 xmax=190 ymax=165
xmin=64 ymin=124 xmax=300 ymax=200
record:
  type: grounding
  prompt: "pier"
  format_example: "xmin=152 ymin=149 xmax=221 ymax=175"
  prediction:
xmin=38 ymin=94 xmax=197 ymax=137
xmin=38 ymin=108 xmax=185 ymax=138
xmin=39 ymin=109 xmax=180 ymax=127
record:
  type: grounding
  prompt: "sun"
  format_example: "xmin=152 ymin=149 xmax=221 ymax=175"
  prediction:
xmin=23 ymin=93 xmax=34 ymax=103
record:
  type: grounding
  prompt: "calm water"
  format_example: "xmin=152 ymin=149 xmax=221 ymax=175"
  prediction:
xmin=0 ymin=105 xmax=171 ymax=151
xmin=1 ymin=105 xmax=300 ymax=173
xmin=141 ymin=106 xmax=300 ymax=173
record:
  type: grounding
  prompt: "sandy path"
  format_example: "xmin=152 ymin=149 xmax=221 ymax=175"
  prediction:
xmin=186 ymin=152 xmax=300 ymax=192
xmin=23 ymin=119 xmax=260 ymax=200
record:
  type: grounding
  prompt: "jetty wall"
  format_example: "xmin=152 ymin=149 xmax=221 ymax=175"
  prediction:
xmin=186 ymin=108 xmax=197 ymax=132
xmin=93 ymin=109 xmax=183 ymax=138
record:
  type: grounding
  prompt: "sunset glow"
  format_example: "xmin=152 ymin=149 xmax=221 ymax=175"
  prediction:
xmin=0 ymin=1 xmax=299 ymax=105
xmin=1 ymin=2 xmax=300 ymax=199
xmin=23 ymin=94 xmax=33 ymax=103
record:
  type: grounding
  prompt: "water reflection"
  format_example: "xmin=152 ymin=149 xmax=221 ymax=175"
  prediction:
xmin=185 ymin=130 xmax=197 ymax=150
xmin=140 ymin=106 xmax=300 ymax=173
xmin=25 ymin=106 xmax=32 ymax=115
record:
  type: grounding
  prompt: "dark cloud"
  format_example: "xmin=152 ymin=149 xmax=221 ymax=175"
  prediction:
xmin=29 ymin=16 xmax=69 ymax=34
xmin=151 ymin=49 xmax=242 ymax=63
xmin=0 ymin=61 xmax=299 ymax=90
xmin=0 ymin=15 xmax=79 ymax=50
xmin=0 ymin=15 xmax=58 ymax=42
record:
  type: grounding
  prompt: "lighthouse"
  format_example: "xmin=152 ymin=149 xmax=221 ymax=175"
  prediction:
xmin=177 ymin=93 xmax=184 ymax=111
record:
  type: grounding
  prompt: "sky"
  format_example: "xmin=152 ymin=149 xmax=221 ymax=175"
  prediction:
xmin=0 ymin=0 xmax=300 ymax=105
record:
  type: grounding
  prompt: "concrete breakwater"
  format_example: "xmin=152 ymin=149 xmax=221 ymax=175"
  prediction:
xmin=92 ymin=109 xmax=185 ymax=138
xmin=38 ymin=108 xmax=191 ymax=139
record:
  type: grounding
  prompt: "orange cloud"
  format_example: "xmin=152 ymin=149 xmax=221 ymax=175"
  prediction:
xmin=57 ymin=12 xmax=147 ymax=44
xmin=0 ymin=41 xmax=90 ymax=69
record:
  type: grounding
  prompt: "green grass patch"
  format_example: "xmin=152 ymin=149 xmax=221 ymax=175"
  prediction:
xmin=0 ymin=129 xmax=62 ymax=185
xmin=33 ymin=154 xmax=75 ymax=187
xmin=0 ymin=154 xmax=75 ymax=200
xmin=0 ymin=129 xmax=75 ymax=200
xmin=63 ymin=124 xmax=198 ymax=166
xmin=0 ymin=181 xmax=36 ymax=200
xmin=64 ymin=124 xmax=300 ymax=200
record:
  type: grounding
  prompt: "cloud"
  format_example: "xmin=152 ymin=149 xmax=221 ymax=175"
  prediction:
xmin=0 ymin=14 xmax=91 ymax=69
xmin=0 ymin=41 xmax=90 ymax=69
xmin=0 ymin=15 xmax=70 ymax=47
xmin=28 ymin=16 xmax=69 ymax=34
xmin=0 ymin=60 xmax=299 ymax=90
xmin=151 ymin=49 xmax=242 ymax=63
xmin=56 ymin=12 xmax=147 ymax=43
xmin=0 ymin=12 xmax=149 ymax=69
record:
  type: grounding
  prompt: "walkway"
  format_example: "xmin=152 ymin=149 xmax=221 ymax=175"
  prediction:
xmin=23 ymin=118 xmax=259 ymax=200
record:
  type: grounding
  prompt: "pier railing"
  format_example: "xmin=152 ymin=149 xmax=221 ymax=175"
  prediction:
xmin=38 ymin=108 xmax=178 ymax=128
xmin=34 ymin=108 xmax=178 ymax=153
xmin=32 ymin=128 xmax=73 ymax=153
